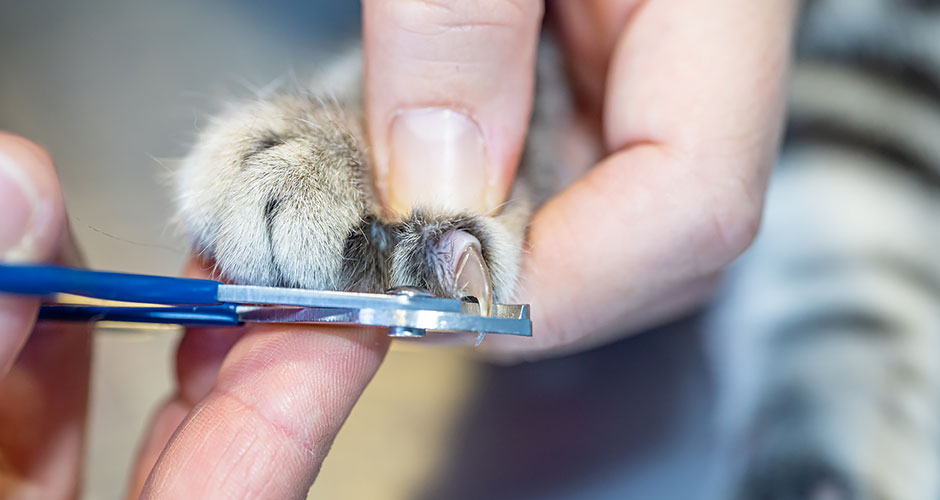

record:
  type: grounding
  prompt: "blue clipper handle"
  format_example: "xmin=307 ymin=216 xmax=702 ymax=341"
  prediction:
xmin=38 ymin=304 xmax=242 ymax=326
xmin=0 ymin=264 xmax=221 ymax=305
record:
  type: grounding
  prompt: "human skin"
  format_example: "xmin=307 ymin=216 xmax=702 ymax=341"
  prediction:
xmin=0 ymin=133 xmax=388 ymax=499
xmin=364 ymin=0 xmax=798 ymax=361
xmin=0 ymin=132 xmax=89 ymax=499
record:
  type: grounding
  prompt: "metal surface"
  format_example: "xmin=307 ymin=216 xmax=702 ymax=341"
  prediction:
xmin=235 ymin=303 xmax=532 ymax=337
xmin=221 ymin=284 xmax=531 ymax=336
xmin=218 ymin=284 xmax=462 ymax=312
xmin=385 ymin=287 xmax=434 ymax=337
xmin=4 ymin=264 xmax=532 ymax=337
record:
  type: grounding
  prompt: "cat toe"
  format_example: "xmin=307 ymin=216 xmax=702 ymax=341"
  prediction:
xmin=389 ymin=210 xmax=519 ymax=302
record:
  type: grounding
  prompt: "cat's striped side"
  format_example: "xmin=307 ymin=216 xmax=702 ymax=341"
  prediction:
xmin=708 ymin=1 xmax=940 ymax=498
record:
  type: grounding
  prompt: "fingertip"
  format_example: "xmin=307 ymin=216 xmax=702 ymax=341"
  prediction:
xmin=362 ymin=0 xmax=543 ymax=218
xmin=182 ymin=255 xmax=217 ymax=280
xmin=0 ymin=133 xmax=69 ymax=375
xmin=0 ymin=132 xmax=55 ymax=167
xmin=382 ymin=108 xmax=493 ymax=217
xmin=0 ymin=132 xmax=67 ymax=264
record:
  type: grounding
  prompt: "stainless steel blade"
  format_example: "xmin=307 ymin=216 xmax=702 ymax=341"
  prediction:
xmin=235 ymin=304 xmax=532 ymax=337
xmin=218 ymin=285 xmax=462 ymax=312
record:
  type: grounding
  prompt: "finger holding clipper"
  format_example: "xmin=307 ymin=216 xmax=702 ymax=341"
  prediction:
xmin=363 ymin=0 xmax=543 ymax=218
xmin=0 ymin=132 xmax=68 ymax=374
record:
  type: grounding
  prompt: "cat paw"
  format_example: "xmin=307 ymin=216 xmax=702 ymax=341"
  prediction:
xmin=174 ymin=92 xmax=527 ymax=301
xmin=174 ymin=94 xmax=372 ymax=290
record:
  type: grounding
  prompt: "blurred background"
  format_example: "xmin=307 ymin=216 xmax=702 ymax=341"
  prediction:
xmin=0 ymin=2 xmax=715 ymax=499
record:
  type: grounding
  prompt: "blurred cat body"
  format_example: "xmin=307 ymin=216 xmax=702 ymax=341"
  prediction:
xmin=709 ymin=1 xmax=940 ymax=499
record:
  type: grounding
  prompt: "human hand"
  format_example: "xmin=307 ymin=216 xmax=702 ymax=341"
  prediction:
xmin=127 ymin=261 xmax=389 ymax=498
xmin=0 ymin=132 xmax=389 ymax=499
xmin=0 ymin=132 xmax=89 ymax=498
xmin=363 ymin=0 xmax=799 ymax=360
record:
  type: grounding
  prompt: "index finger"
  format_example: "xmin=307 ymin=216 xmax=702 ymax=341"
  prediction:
xmin=141 ymin=325 xmax=389 ymax=498
xmin=138 ymin=263 xmax=389 ymax=498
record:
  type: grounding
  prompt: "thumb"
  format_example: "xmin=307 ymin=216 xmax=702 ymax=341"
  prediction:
xmin=363 ymin=0 xmax=543 ymax=218
xmin=0 ymin=132 xmax=68 ymax=374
